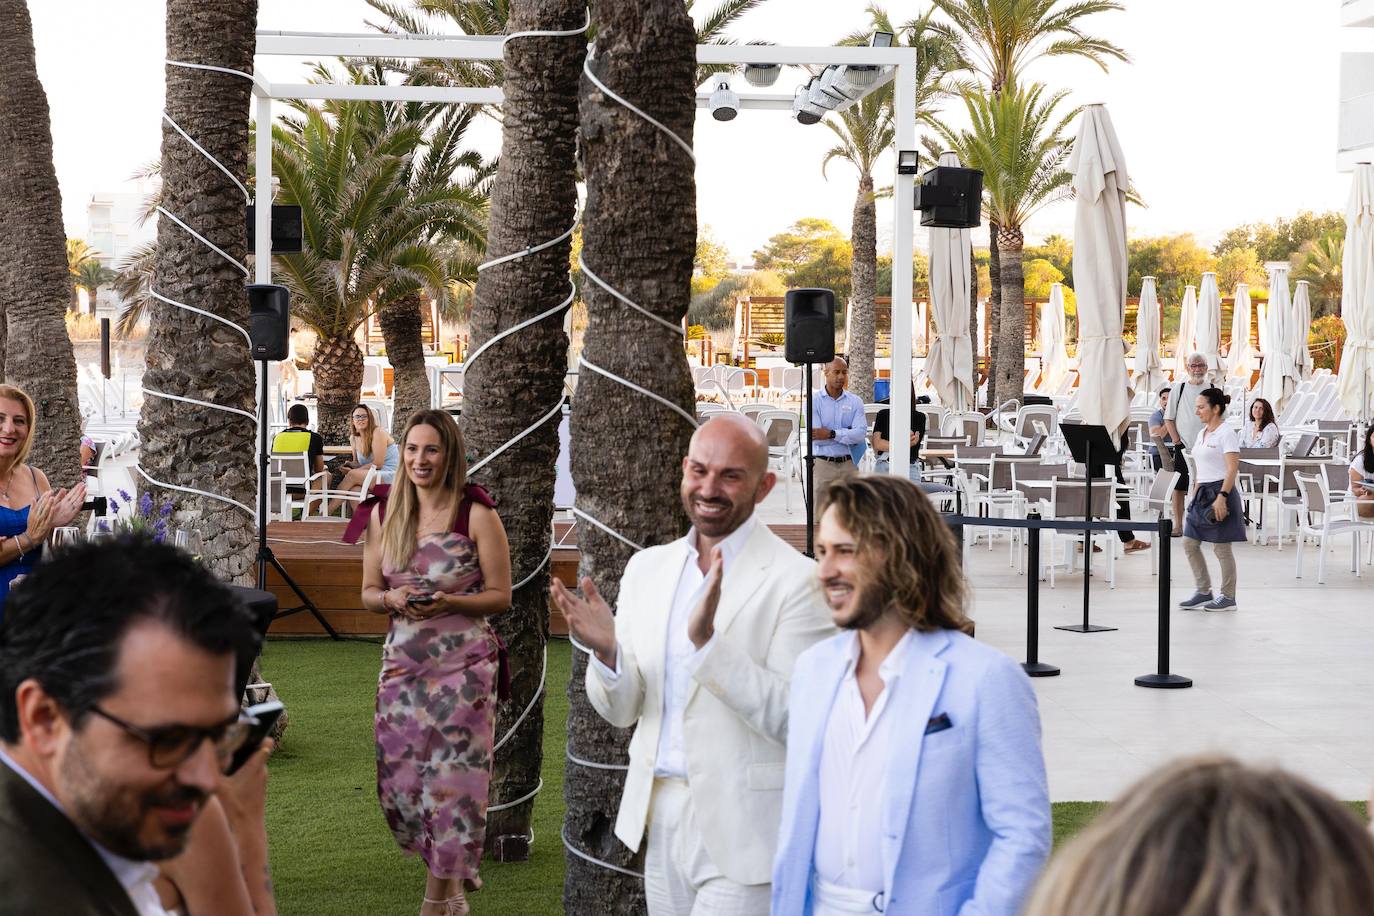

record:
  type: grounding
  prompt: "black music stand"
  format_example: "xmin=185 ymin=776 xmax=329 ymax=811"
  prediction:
xmin=1056 ymin=422 xmax=1119 ymax=634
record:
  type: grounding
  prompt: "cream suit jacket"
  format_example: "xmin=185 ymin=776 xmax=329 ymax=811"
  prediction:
xmin=585 ymin=521 xmax=834 ymax=886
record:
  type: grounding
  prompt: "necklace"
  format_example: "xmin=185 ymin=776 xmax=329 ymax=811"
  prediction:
xmin=0 ymin=465 xmax=13 ymax=504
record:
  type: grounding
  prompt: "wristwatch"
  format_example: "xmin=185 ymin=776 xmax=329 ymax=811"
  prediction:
xmin=1219 ymin=490 xmax=1231 ymax=497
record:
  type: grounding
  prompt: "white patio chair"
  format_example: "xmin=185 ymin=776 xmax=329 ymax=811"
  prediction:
xmin=1293 ymin=472 xmax=1374 ymax=583
xmin=757 ymin=409 xmax=800 ymax=512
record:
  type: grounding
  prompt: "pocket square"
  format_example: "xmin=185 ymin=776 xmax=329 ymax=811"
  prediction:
xmin=924 ymin=712 xmax=952 ymax=735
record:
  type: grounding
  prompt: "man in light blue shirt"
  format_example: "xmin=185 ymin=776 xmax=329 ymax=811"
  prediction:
xmin=809 ymin=358 xmax=868 ymax=502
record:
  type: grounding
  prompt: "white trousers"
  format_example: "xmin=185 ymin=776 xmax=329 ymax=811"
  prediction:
xmin=811 ymin=877 xmax=883 ymax=915
xmin=644 ymin=778 xmax=771 ymax=916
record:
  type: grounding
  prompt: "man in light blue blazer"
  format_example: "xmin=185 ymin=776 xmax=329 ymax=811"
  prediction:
xmin=772 ymin=475 xmax=1051 ymax=916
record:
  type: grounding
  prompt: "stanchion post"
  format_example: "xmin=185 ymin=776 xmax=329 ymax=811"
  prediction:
xmin=1136 ymin=517 xmax=1192 ymax=688
xmin=1022 ymin=512 xmax=1059 ymax=677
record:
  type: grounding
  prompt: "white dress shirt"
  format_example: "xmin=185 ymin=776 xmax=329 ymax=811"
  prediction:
xmin=0 ymin=747 xmax=172 ymax=916
xmin=814 ymin=629 xmax=915 ymax=892
xmin=592 ymin=515 xmax=757 ymax=778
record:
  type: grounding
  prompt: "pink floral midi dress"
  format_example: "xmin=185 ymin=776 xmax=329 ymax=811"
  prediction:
xmin=371 ymin=486 xmax=504 ymax=881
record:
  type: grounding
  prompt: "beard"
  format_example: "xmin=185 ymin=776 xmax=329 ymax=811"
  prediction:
xmin=833 ymin=576 xmax=889 ymax=631
xmin=59 ymin=744 xmax=206 ymax=861
xmin=681 ymin=492 xmax=751 ymax=539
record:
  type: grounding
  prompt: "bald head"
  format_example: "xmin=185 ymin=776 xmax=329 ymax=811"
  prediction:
xmin=823 ymin=358 xmax=849 ymax=396
xmin=690 ymin=414 xmax=769 ymax=476
xmin=681 ymin=414 xmax=776 ymax=540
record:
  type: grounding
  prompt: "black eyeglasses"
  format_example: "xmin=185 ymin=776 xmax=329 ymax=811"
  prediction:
xmin=89 ymin=706 xmax=252 ymax=772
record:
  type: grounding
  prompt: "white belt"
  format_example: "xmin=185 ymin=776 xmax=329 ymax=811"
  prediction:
xmin=812 ymin=876 xmax=884 ymax=913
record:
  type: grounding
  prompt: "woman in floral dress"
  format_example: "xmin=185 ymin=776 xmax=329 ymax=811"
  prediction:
xmin=355 ymin=409 xmax=511 ymax=916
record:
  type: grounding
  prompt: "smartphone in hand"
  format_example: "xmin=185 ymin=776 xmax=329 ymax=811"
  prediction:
xmin=406 ymin=592 xmax=436 ymax=606
xmin=225 ymin=701 xmax=284 ymax=776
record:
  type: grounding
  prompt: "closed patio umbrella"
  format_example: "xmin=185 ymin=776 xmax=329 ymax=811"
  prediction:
xmin=1339 ymin=162 xmax=1374 ymax=425
xmin=1260 ymin=265 xmax=1293 ymax=409
xmin=1174 ymin=284 xmax=1197 ymax=379
xmin=1194 ymin=272 xmax=1223 ymax=380
xmin=1040 ymin=283 xmax=1071 ymax=392
xmin=1070 ymin=104 xmax=1132 ymax=438
xmin=1131 ymin=275 xmax=1165 ymax=393
xmin=1226 ymin=282 xmax=1256 ymax=382
xmin=927 ymin=151 xmax=975 ymax=411
xmin=1291 ymin=280 xmax=1314 ymax=381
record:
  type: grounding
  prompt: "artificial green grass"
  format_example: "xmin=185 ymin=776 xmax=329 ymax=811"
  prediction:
xmin=260 ymin=638 xmax=1365 ymax=915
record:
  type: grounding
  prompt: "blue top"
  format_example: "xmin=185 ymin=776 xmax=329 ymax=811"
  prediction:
xmin=0 ymin=502 xmax=38 ymax=619
xmin=355 ymin=441 xmax=400 ymax=485
xmin=810 ymin=387 xmax=868 ymax=459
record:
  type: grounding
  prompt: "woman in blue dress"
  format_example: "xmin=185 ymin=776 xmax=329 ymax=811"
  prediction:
xmin=0 ymin=385 xmax=85 ymax=617
xmin=340 ymin=402 xmax=400 ymax=491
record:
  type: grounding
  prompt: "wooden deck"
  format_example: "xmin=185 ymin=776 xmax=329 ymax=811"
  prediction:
xmin=263 ymin=519 xmax=810 ymax=636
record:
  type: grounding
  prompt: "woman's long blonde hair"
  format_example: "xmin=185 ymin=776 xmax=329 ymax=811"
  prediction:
xmin=0 ymin=384 xmax=36 ymax=469
xmin=1024 ymin=755 xmax=1374 ymax=916
xmin=379 ymin=409 xmax=467 ymax=570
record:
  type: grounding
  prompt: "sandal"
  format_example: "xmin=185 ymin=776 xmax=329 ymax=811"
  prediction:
xmin=422 ymin=894 xmax=469 ymax=916
xmin=1123 ymin=540 xmax=1151 ymax=553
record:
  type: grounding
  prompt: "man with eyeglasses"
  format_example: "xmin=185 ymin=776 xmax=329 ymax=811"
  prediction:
xmin=1163 ymin=353 xmax=1213 ymax=532
xmin=0 ymin=537 xmax=268 ymax=915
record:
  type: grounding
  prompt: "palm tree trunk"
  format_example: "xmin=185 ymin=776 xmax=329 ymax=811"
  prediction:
xmin=377 ymin=293 xmax=431 ymax=437
xmin=0 ymin=0 xmax=84 ymax=487
xmin=462 ymin=0 xmax=584 ymax=863
xmin=564 ymin=2 xmax=696 ymax=912
xmin=136 ymin=0 xmax=258 ymax=580
xmin=968 ymin=245 xmax=978 ymax=404
xmin=995 ymin=225 xmax=1026 ymax=408
xmin=987 ymin=223 xmax=1002 ymax=410
xmin=848 ymin=174 xmax=877 ymax=401
xmin=312 ymin=331 xmax=363 ymax=443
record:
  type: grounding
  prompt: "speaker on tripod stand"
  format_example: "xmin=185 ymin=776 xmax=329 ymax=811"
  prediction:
xmin=784 ymin=288 xmax=835 ymax=557
xmin=247 ymin=284 xmax=338 ymax=638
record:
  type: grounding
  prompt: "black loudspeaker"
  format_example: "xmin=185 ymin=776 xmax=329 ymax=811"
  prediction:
xmin=247 ymin=284 xmax=290 ymax=361
xmin=784 ymin=288 xmax=836 ymax=364
xmin=246 ymin=205 xmax=304 ymax=254
xmin=914 ymin=166 xmax=984 ymax=229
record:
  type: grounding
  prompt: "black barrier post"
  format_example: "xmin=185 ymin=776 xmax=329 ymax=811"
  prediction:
xmin=1136 ymin=517 xmax=1192 ymax=688
xmin=1022 ymin=512 xmax=1059 ymax=677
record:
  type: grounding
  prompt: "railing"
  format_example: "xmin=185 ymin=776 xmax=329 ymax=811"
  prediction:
xmin=1340 ymin=89 xmax=1374 ymax=152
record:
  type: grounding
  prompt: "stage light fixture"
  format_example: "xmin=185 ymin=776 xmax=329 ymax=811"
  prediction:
xmin=743 ymin=62 xmax=781 ymax=87
xmin=897 ymin=150 xmax=919 ymax=175
xmin=792 ymin=82 xmax=823 ymax=125
xmin=845 ymin=30 xmax=895 ymax=88
xmin=708 ymin=81 xmax=739 ymax=121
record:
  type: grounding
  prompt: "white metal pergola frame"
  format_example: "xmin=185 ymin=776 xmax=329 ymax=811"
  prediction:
xmin=250 ymin=32 xmax=920 ymax=470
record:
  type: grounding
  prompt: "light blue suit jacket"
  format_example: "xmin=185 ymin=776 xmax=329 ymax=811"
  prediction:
xmin=771 ymin=628 xmax=1051 ymax=916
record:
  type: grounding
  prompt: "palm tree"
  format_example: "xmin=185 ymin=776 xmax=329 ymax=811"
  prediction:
xmin=66 ymin=238 xmax=105 ymax=312
xmin=0 ymin=0 xmax=85 ymax=484
xmin=136 ymin=0 xmax=258 ymax=580
xmin=113 ymin=241 xmax=157 ymax=337
xmin=302 ymin=61 xmax=494 ymax=436
xmin=828 ymin=6 xmax=965 ymax=400
xmin=75 ymin=260 xmax=117 ymax=314
xmin=563 ymin=2 xmax=697 ymax=912
xmin=367 ymin=0 xmax=767 ymax=85
xmin=929 ymin=0 xmax=1128 ymax=92
xmin=1294 ymin=233 xmax=1344 ymax=318
xmin=270 ymin=102 xmax=488 ymax=441
xmin=929 ymin=0 xmax=1125 ymax=406
xmin=459 ymin=0 xmax=584 ymax=860
xmin=932 ymin=82 xmax=1077 ymax=407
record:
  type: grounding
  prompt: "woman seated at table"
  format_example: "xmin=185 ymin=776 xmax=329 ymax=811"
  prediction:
xmin=339 ymin=403 xmax=399 ymax=491
xmin=1239 ymin=397 xmax=1280 ymax=448
xmin=1350 ymin=426 xmax=1374 ymax=519
xmin=0 ymin=384 xmax=85 ymax=614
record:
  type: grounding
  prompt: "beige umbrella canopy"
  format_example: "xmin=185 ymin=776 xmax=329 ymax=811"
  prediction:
xmin=1040 ymin=283 xmax=1071 ymax=392
xmin=1194 ymin=272 xmax=1223 ymax=380
xmin=1260 ymin=265 xmax=1294 ymax=409
xmin=1132 ymin=276 xmax=1166 ymax=393
xmin=1291 ymin=280 xmax=1314 ymax=381
xmin=927 ymin=151 xmax=975 ymax=411
xmin=1069 ymin=104 xmax=1132 ymax=437
xmin=1339 ymin=163 xmax=1374 ymax=424
xmin=1174 ymin=284 xmax=1197 ymax=378
xmin=1226 ymin=282 xmax=1255 ymax=382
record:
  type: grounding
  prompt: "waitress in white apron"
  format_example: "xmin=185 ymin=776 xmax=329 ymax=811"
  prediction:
xmin=1178 ymin=387 xmax=1245 ymax=612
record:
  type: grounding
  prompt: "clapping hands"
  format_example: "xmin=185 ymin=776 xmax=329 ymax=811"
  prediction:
xmin=550 ymin=577 xmax=618 ymax=668
xmin=24 ymin=483 xmax=86 ymax=543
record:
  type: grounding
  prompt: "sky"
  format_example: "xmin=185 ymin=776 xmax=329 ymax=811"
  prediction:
xmin=29 ymin=0 xmax=1365 ymax=264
